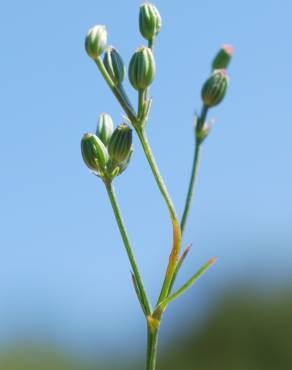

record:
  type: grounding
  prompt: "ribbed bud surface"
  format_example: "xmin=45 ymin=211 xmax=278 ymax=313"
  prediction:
xmin=85 ymin=25 xmax=107 ymax=59
xmin=139 ymin=3 xmax=162 ymax=41
xmin=103 ymin=47 xmax=125 ymax=86
xmin=129 ymin=47 xmax=156 ymax=90
xmin=108 ymin=124 xmax=133 ymax=163
xmin=201 ymin=69 xmax=229 ymax=107
xmin=96 ymin=113 xmax=114 ymax=146
xmin=81 ymin=133 xmax=108 ymax=172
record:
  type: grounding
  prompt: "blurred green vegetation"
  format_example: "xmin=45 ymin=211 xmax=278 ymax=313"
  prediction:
xmin=159 ymin=290 xmax=292 ymax=370
xmin=1 ymin=289 xmax=292 ymax=370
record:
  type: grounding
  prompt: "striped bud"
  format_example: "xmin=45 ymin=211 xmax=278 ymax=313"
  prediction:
xmin=85 ymin=25 xmax=107 ymax=59
xmin=81 ymin=133 xmax=108 ymax=172
xmin=212 ymin=45 xmax=234 ymax=70
xmin=201 ymin=69 xmax=229 ymax=108
xmin=118 ymin=147 xmax=134 ymax=175
xmin=96 ymin=113 xmax=114 ymax=146
xmin=108 ymin=124 xmax=133 ymax=163
xmin=103 ymin=47 xmax=125 ymax=86
xmin=139 ymin=3 xmax=162 ymax=41
xmin=129 ymin=46 xmax=156 ymax=90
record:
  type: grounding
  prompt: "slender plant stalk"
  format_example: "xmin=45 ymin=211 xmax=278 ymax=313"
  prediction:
xmin=146 ymin=327 xmax=159 ymax=370
xmin=181 ymin=105 xmax=209 ymax=236
xmin=136 ymin=128 xmax=182 ymax=304
xmin=138 ymin=90 xmax=147 ymax=119
xmin=104 ymin=181 xmax=152 ymax=315
xmin=140 ymin=37 xmax=183 ymax=304
xmin=148 ymin=38 xmax=155 ymax=50
xmin=95 ymin=58 xmax=138 ymax=124
xmin=180 ymin=142 xmax=202 ymax=235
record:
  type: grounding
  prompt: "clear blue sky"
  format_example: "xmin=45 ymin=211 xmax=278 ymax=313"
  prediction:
xmin=0 ymin=0 xmax=291 ymax=359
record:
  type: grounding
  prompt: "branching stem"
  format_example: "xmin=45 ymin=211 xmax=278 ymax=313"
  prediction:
xmin=104 ymin=181 xmax=152 ymax=315
xmin=136 ymin=129 xmax=182 ymax=304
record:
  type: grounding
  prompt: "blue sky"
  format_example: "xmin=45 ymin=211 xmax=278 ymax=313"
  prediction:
xmin=0 ymin=0 xmax=292 ymax=358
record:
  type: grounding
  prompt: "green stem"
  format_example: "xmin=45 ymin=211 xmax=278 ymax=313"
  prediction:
xmin=146 ymin=327 xmax=159 ymax=370
xmin=180 ymin=105 xmax=209 ymax=236
xmin=136 ymin=129 xmax=182 ymax=304
xmin=137 ymin=129 xmax=178 ymax=220
xmin=148 ymin=38 xmax=155 ymax=50
xmin=95 ymin=58 xmax=138 ymax=124
xmin=104 ymin=181 xmax=152 ymax=315
xmin=138 ymin=89 xmax=146 ymax=119
xmin=180 ymin=142 xmax=202 ymax=235
xmin=198 ymin=105 xmax=208 ymax=131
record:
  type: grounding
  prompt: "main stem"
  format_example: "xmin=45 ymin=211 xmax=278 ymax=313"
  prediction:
xmin=136 ymin=128 xmax=182 ymax=303
xmin=104 ymin=181 xmax=152 ymax=315
xmin=146 ymin=327 xmax=159 ymax=370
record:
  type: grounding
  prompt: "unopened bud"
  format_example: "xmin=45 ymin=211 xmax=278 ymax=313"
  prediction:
xmin=96 ymin=113 xmax=114 ymax=146
xmin=81 ymin=133 xmax=108 ymax=172
xmin=201 ymin=69 xmax=229 ymax=108
xmin=108 ymin=124 xmax=133 ymax=163
xmin=139 ymin=3 xmax=162 ymax=41
xmin=103 ymin=47 xmax=125 ymax=86
xmin=212 ymin=44 xmax=233 ymax=70
xmin=85 ymin=25 xmax=107 ymax=59
xmin=118 ymin=147 xmax=134 ymax=174
xmin=129 ymin=46 xmax=156 ymax=90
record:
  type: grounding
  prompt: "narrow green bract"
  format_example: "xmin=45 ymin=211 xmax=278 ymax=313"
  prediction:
xmin=96 ymin=113 xmax=114 ymax=145
xmin=81 ymin=133 xmax=108 ymax=172
xmin=103 ymin=47 xmax=125 ymax=86
xmin=139 ymin=3 xmax=162 ymax=41
xmin=85 ymin=25 xmax=107 ymax=59
xmin=201 ymin=69 xmax=229 ymax=107
xmin=108 ymin=124 xmax=133 ymax=162
xmin=129 ymin=47 xmax=156 ymax=90
xmin=212 ymin=45 xmax=233 ymax=70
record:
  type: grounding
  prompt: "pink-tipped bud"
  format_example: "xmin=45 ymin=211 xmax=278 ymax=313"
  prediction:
xmin=212 ymin=44 xmax=234 ymax=70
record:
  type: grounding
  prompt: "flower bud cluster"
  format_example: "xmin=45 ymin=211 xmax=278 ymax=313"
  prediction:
xmin=83 ymin=3 xmax=233 ymax=175
xmin=81 ymin=114 xmax=133 ymax=180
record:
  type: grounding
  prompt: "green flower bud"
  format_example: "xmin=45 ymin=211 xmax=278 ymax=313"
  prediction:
xmin=103 ymin=47 xmax=125 ymax=86
xmin=201 ymin=69 xmax=229 ymax=108
xmin=108 ymin=124 xmax=133 ymax=163
xmin=96 ymin=113 xmax=114 ymax=146
xmin=139 ymin=3 xmax=162 ymax=41
xmin=106 ymin=147 xmax=133 ymax=178
xmin=118 ymin=147 xmax=134 ymax=175
xmin=129 ymin=46 xmax=156 ymax=90
xmin=212 ymin=44 xmax=234 ymax=70
xmin=85 ymin=25 xmax=107 ymax=59
xmin=81 ymin=133 xmax=108 ymax=172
